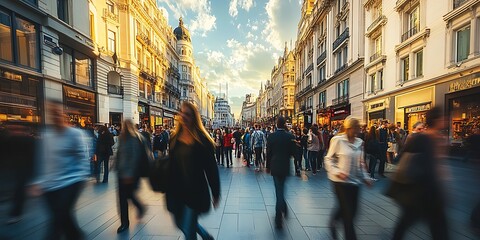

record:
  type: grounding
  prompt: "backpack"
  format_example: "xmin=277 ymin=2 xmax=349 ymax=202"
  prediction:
xmin=137 ymin=134 xmax=154 ymax=178
xmin=253 ymin=131 xmax=264 ymax=148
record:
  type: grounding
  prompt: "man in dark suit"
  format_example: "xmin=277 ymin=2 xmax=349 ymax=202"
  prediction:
xmin=377 ymin=121 xmax=388 ymax=177
xmin=266 ymin=116 xmax=296 ymax=229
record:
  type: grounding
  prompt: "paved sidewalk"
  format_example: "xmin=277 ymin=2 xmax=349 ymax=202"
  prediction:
xmin=0 ymin=158 xmax=478 ymax=240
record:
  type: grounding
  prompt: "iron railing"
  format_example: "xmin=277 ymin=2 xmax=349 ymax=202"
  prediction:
xmin=401 ymin=25 xmax=419 ymax=42
xmin=317 ymin=51 xmax=326 ymax=65
xmin=370 ymin=51 xmax=382 ymax=62
xmin=454 ymin=0 xmax=468 ymax=8
xmin=332 ymin=95 xmax=349 ymax=105
xmin=333 ymin=27 xmax=349 ymax=50
xmin=107 ymin=84 xmax=123 ymax=95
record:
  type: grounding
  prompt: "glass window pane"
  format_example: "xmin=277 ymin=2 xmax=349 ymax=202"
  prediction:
xmin=75 ymin=53 xmax=92 ymax=86
xmin=60 ymin=47 xmax=73 ymax=81
xmin=16 ymin=17 xmax=38 ymax=68
xmin=0 ymin=10 xmax=12 ymax=62
xmin=416 ymin=50 xmax=423 ymax=76
xmin=379 ymin=70 xmax=383 ymax=90
xmin=456 ymin=26 xmax=470 ymax=62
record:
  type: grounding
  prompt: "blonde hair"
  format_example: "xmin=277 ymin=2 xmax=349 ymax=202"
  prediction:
xmin=120 ymin=119 xmax=138 ymax=139
xmin=343 ymin=117 xmax=360 ymax=130
xmin=170 ymin=101 xmax=215 ymax=149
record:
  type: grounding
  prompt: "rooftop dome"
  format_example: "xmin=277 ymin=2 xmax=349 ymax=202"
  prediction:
xmin=173 ymin=17 xmax=191 ymax=42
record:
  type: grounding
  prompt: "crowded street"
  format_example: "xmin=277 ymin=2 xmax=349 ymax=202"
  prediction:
xmin=1 ymin=156 xmax=478 ymax=240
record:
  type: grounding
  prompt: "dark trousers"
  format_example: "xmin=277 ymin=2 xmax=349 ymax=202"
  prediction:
xmin=244 ymin=148 xmax=251 ymax=166
xmin=378 ymin=145 xmax=387 ymax=175
xmin=393 ymin=204 xmax=449 ymax=240
xmin=273 ymin=175 xmax=287 ymax=220
xmin=368 ymin=154 xmax=378 ymax=178
xmin=95 ymin=155 xmax=109 ymax=182
xmin=224 ymin=146 xmax=233 ymax=166
xmin=294 ymin=152 xmax=302 ymax=174
xmin=331 ymin=182 xmax=360 ymax=240
xmin=303 ymin=149 xmax=310 ymax=169
xmin=254 ymin=147 xmax=263 ymax=168
xmin=9 ymin=168 xmax=29 ymax=217
xmin=215 ymin=146 xmax=222 ymax=164
xmin=44 ymin=181 xmax=84 ymax=240
xmin=118 ymin=178 xmax=144 ymax=226
xmin=169 ymin=198 xmax=210 ymax=240
xmin=317 ymin=149 xmax=325 ymax=168
xmin=308 ymin=151 xmax=318 ymax=173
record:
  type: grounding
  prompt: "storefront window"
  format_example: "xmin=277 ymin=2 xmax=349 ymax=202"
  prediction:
xmin=0 ymin=10 xmax=12 ymax=62
xmin=16 ymin=17 xmax=38 ymax=69
xmin=450 ymin=93 xmax=479 ymax=143
xmin=75 ymin=52 xmax=92 ymax=87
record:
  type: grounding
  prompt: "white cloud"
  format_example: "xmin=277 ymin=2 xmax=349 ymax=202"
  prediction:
xmin=229 ymin=0 xmax=255 ymax=17
xmin=263 ymin=0 xmax=300 ymax=50
xmin=157 ymin=0 xmax=216 ymax=36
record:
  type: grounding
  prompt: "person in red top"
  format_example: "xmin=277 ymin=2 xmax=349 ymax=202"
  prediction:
xmin=223 ymin=128 xmax=234 ymax=168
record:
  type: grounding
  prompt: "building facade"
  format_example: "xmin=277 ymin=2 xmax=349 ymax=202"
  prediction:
xmin=294 ymin=0 xmax=365 ymax=130
xmin=362 ymin=0 xmax=480 ymax=146
xmin=240 ymin=94 xmax=257 ymax=128
xmin=213 ymin=97 xmax=234 ymax=129
xmin=0 ymin=0 xmax=95 ymax=126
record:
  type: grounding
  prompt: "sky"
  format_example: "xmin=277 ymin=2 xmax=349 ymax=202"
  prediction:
xmin=156 ymin=0 xmax=301 ymax=118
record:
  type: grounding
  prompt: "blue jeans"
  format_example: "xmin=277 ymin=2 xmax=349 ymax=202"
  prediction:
xmin=303 ymin=149 xmax=310 ymax=169
xmin=308 ymin=151 xmax=318 ymax=173
xmin=172 ymin=204 xmax=210 ymax=240
xmin=273 ymin=176 xmax=287 ymax=220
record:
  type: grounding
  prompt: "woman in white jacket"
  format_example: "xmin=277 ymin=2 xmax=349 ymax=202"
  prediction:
xmin=324 ymin=117 xmax=372 ymax=240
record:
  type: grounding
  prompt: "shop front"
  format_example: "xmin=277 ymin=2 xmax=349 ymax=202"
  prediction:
xmin=63 ymin=85 xmax=96 ymax=128
xmin=366 ymin=99 xmax=387 ymax=127
xmin=330 ymin=104 xmax=351 ymax=129
xmin=316 ymin=107 xmax=331 ymax=127
xmin=163 ymin=110 xmax=175 ymax=128
xmin=0 ymin=68 xmax=41 ymax=123
xmin=138 ymin=102 xmax=150 ymax=127
xmin=395 ymin=87 xmax=434 ymax=132
xmin=150 ymin=107 xmax=163 ymax=129
xmin=444 ymin=73 xmax=480 ymax=146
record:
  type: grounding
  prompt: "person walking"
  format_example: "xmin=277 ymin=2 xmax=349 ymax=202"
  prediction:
xmin=223 ymin=129 xmax=233 ymax=167
xmin=324 ymin=117 xmax=373 ymax=240
xmin=317 ymin=126 xmax=326 ymax=169
xmin=233 ymin=128 xmax=243 ymax=158
xmin=153 ymin=126 xmax=169 ymax=158
xmin=251 ymin=125 xmax=266 ymax=171
xmin=307 ymin=126 xmax=321 ymax=175
xmin=29 ymin=100 xmax=90 ymax=240
xmin=388 ymin=107 xmax=450 ymax=240
xmin=266 ymin=117 xmax=296 ymax=229
xmin=115 ymin=120 xmax=146 ymax=233
xmin=377 ymin=121 xmax=388 ymax=178
xmin=213 ymin=129 xmax=223 ymax=165
xmin=293 ymin=128 xmax=303 ymax=176
xmin=301 ymin=128 xmax=310 ymax=171
xmin=94 ymin=125 xmax=114 ymax=183
xmin=242 ymin=128 xmax=252 ymax=167
xmin=166 ymin=102 xmax=220 ymax=240
xmin=365 ymin=126 xmax=380 ymax=180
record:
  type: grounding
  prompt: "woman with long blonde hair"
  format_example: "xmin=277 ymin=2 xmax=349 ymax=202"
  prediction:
xmin=166 ymin=101 xmax=220 ymax=240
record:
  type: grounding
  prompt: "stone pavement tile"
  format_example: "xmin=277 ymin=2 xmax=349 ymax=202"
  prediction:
xmin=303 ymin=227 xmax=334 ymax=240
xmin=295 ymin=214 xmax=330 ymax=227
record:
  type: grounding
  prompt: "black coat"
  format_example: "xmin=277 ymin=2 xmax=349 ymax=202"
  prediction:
xmin=266 ymin=129 xmax=296 ymax=176
xmin=95 ymin=132 xmax=114 ymax=157
xmin=166 ymin=135 xmax=220 ymax=214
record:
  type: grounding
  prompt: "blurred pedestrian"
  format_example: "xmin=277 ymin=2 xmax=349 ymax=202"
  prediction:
xmin=166 ymin=102 xmax=220 ymax=240
xmin=301 ymin=128 xmax=310 ymax=171
xmin=94 ymin=125 xmax=114 ymax=183
xmin=29 ymin=100 xmax=90 ymax=240
xmin=377 ymin=121 xmax=388 ymax=178
xmin=213 ymin=129 xmax=224 ymax=165
xmin=223 ymin=128 xmax=233 ymax=167
xmin=365 ymin=126 xmax=380 ymax=180
xmin=266 ymin=117 xmax=296 ymax=229
xmin=307 ymin=126 xmax=321 ymax=175
xmin=324 ymin=117 xmax=373 ymax=240
xmin=242 ymin=128 xmax=252 ymax=167
xmin=251 ymin=125 xmax=267 ymax=171
xmin=115 ymin=120 xmax=146 ymax=233
xmin=293 ymin=128 xmax=303 ymax=176
xmin=387 ymin=107 xmax=449 ymax=240
xmin=233 ymin=128 xmax=243 ymax=158
xmin=387 ymin=124 xmax=401 ymax=165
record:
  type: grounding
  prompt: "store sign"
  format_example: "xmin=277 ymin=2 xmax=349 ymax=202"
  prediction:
xmin=370 ymin=102 xmax=384 ymax=110
xmin=448 ymin=74 xmax=480 ymax=93
xmin=405 ymin=103 xmax=431 ymax=113
xmin=63 ymin=86 xmax=95 ymax=105
xmin=151 ymin=109 xmax=162 ymax=116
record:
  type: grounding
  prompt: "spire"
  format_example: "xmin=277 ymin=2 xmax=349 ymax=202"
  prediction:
xmin=179 ymin=17 xmax=184 ymax=26
xmin=284 ymin=41 xmax=288 ymax=56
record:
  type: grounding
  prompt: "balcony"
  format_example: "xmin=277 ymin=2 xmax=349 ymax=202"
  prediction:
xmin=454 ymin=0 xmax=468 ymax=8
xmin=136 ymin=32 xmax=151 ymax=46
xmin=334 ymin=64 xmax=348 ymax=75
xmin=333 ymin=27 xmax=349 ymax=51
xmin=370 ymin=51 xmax=382 ymax=62
xmin=303 ymin=64 xmax=314 ymax=77
xmin=318 ymin=78 xmax=327 ymax=86
xmin=401 ymin=25 xmax=419 ymax=42
xmin=317 ymin=102 xmax=326 ymax=109
xmin=332 ymin=95 xmax=349 ymax=106
xmin=317 ymin=51 xmax=326 ymax=65
xmin=103 ymin=8 xmax=118 ymax=23
xmin=366 ymin=15 xmax=387 ymax=37
xmin=107 ymin=84 xmax=123 ymax=95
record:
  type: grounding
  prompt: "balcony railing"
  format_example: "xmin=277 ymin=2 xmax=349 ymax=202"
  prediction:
xmin=333 ymin=27 xmax=349 ymax=50
xmin=107 ymin=84 xmax=123 ymax=95
xmin=454 ymin=0 xmax=468 ymax=8
xmin=367 ymin=15 xmax=386 ymax=33
xmin=103 ymin=8 xmax=118 ymax=22
xmin=318 ymin=78 xmax=326 ymax=86
xmin=370 ymin=51 xmax=382 ymax=62
xmin=303 ymin=64 xmax=314 ymax=77
xmin=401 ymin=25 xmax=419 ymax=42
xmin=334 ymin=64 xmax=348 ymax=75
xmin=332 ymin=95 xmax=349 ymax=105
xmin=317 ymin=102 xmax=326 ymax=109
xmin=137 ymin=32 xmax=151 ymax=45
xmin=317 ymin=51 xmax=326 ymax=65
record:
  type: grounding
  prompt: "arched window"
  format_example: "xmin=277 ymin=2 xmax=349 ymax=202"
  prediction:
xmin=181 ymin=48 xmax=185 ymax=55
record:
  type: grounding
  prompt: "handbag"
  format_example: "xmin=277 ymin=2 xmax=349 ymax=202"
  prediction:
xmin=148 ymin=151 xmax=170 ymax=192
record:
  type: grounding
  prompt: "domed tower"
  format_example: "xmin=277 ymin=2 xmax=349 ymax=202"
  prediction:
xmin=173 ymin=17 xmax=195 ymax=103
